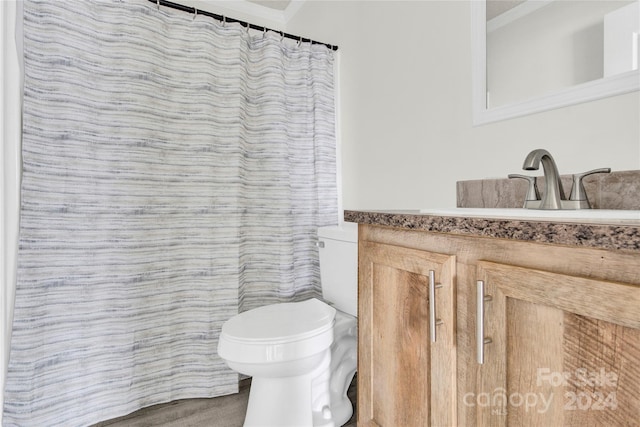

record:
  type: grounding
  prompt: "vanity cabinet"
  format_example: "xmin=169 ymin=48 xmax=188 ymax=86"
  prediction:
xmin=358 ymin=241 xmax=457 ymax=426
xmin=356 ymin=224 xmax=640 ymax=427
xmin=476 ymin=261 xmax=640 ymax=426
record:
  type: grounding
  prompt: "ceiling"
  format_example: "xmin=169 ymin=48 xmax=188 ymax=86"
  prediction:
xmin=245 ymin=0 xmax=291 ymax=11
xmin=486 ymin=0 xmax=526 ymax=20
xmin=245 ymin=0 xmax=526 ymax=21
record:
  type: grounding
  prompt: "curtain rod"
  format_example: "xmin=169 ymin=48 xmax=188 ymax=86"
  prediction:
xmin=148 ymin=0 xmax=338 ymax=51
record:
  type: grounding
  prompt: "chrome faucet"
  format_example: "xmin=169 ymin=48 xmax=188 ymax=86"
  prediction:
xmin=509 ymin=149 xmax=610 ymax=210
xmin=522 ymin=149 xmax=566 ymax=209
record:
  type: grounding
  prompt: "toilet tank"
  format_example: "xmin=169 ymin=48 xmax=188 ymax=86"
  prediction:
xmin=318 ymin=222 xmax=358 ymax=317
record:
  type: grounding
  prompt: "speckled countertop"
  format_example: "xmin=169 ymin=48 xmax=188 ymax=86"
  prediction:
xmin=344 ymin=210 xmax=640 ymax=252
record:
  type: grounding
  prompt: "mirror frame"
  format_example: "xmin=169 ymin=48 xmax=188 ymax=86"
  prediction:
xmin=472 ymin=0 xmax=640 ymax=126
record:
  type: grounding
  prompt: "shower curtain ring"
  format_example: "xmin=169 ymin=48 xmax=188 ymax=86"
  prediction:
xmin=222 ymin=15 xmax=226 ymax=27
xmin=192 ymin=8 xmax=197 ymax=20
xmin=297 ymin=36 xmax=302 ymax=47
xmin=156 ymin=0 xmax=160 ymax=10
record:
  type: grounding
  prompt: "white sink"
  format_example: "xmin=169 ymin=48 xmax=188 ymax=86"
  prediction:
xmin=417 ymin=208 xmax=640 ymax=225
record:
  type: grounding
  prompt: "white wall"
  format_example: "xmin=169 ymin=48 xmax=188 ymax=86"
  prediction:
xmin=286 ymin=0 xmax=640 ymax=210
xmin=1 ymin=0 xmax=21 ymax=415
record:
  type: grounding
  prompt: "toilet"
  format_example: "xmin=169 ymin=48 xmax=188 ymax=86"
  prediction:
xmin=217 ymin=222 xmax=358 ymax=427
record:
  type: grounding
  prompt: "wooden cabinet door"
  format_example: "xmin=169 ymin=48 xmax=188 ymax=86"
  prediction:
xmin=475 ymin=261 xmax=640 ymax=427
xmin=358 ymin=241 xmax=456 ymax=427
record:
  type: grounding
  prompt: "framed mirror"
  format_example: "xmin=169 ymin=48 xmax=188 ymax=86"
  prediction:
xmin=472 ymin=0 xmax=639 ymax=125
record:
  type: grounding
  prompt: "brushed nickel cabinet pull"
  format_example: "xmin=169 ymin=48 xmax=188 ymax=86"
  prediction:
xmin=429 ymin=270 xmax=443 ymax=343
xmin=476 ymin=280 xmax=492 ymax=364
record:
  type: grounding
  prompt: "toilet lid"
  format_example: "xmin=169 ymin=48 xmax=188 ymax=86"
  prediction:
xmin=221 ymin=298 xmax=336 ymax=345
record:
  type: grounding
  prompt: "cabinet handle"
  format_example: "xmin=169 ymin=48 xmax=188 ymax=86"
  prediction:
xmin=429 ymin=270 xmax=443 ymax=343
xmin=476 ymin=280 xmax=492 ymax=364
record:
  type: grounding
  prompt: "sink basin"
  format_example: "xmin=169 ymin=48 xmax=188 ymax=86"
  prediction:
xmin=417 ymin=208 xmax=640 ymax=225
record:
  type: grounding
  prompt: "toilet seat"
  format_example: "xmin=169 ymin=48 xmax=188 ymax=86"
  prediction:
xmin=218 ymin=298 xmax=337 ymax=364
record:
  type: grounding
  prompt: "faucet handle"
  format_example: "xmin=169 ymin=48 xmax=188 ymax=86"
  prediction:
xmin=569 ymin=168 xmax=611 ymax=202
xmin=508 ymin=174 xmax=540 ymax=206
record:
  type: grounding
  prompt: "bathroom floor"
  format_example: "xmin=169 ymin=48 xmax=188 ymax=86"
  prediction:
xmin=93 ymin=376 xmax=357 ymax=427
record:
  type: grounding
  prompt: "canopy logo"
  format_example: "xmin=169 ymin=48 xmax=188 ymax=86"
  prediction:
xmin=463 ymin=367 xmax=619 ymax=415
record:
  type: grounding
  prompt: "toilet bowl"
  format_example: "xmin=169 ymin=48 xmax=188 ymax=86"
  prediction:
xmin=217 ymin=223 xmax=358 ymax=427
xmin=219 ymin=298 xmax=357 ymax=426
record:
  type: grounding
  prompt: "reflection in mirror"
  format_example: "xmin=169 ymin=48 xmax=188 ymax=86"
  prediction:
xmin=487 ymin=0 xmax=638 ymax=108
xmin=472 ymin=0 xmax=640 ymax=125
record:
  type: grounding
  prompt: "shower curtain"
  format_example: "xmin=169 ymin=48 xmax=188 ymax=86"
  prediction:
xmin=3 ymin=1 xmax=338 ymax=426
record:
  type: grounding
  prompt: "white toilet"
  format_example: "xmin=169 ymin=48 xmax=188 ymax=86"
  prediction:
xmin=217 ymin=222 xmax=358 ymax=427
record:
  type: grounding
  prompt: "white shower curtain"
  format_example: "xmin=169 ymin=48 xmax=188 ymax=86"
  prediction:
xmin=3 ymin=0 xmax=338 ymax=425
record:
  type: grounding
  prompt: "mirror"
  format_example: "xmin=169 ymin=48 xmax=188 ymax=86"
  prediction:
xmin=472 ymin=0 xmax=639 ymax=125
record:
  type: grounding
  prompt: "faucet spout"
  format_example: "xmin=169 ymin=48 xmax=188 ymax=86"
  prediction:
xmin=522 ymin=149 xmax=565 ymax=209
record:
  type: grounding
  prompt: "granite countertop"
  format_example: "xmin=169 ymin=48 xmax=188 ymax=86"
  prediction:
xmin=344 ymin=209 xmax=640 ymax=252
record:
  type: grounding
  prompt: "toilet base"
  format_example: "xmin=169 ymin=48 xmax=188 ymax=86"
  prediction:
xmin=243 ymin=349 xmax=334 ymax=427
xmin=328 ymin=312 xmax=357 ymax=426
